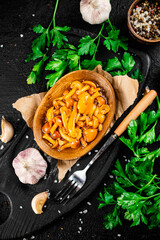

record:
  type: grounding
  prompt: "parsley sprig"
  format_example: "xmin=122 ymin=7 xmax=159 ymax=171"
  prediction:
xmin=25 ymin=1 xmax=142 ymax=88
xmin=45 ymin=44 xmax=81 ymax=88
xmin=98 ymin=96 xmax=160 ymax=229
xmin=78 ymin=20 xmax=128 ymax=70
xmin=25 ymin=0 xmax=70 ymax=85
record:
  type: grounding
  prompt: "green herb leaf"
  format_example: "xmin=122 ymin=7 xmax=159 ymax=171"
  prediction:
xmin=121 ymin=52 xmax=135 ymax=72
xmin=51 ymin=28 xmax=69 ymax=49
xmin=104 ymin=57 xmax=123 ymax=72
xmin=104 ymin=206 xmax=122 ymax=230
xmin=131 ymin=68 xmax=143 ymax=83
xmin=103 ymin=26 xmax=128 ymax=53
xmin=33 ymin=24 xmax=45 ymax=34
xmin=45 ymin=62 xmax=67 ymax=89
xmin=26 ymin=71 xmax=37 ymax=84
xmin=78 ymin=36 xmax=97 ymax=56
xmin=81 ymin=58 xmax=102 ymax=70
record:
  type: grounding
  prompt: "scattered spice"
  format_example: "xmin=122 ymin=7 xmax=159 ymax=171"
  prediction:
xmin=130 ymin=0 xmax=160 ymax=40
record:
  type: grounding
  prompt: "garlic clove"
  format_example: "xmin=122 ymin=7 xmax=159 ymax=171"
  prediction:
xmin=31 ymin=191 xmax=48 ymax=214
xmin=0 ymin=116 xmax=14 ymax=143
xmin=80 ymin=0 xmax=111 ymax=25
xmin=12 ymin=148 xmax=47 ymax=184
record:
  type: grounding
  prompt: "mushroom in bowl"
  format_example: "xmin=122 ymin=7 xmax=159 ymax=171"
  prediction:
xmin=33 ymin=70 xmax=116 ymax=160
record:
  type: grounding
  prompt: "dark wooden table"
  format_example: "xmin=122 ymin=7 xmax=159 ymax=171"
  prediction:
xmin=0 ymin=0 xmax=160 ymax=239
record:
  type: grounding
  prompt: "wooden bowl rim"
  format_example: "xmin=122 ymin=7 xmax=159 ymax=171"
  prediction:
xmin=127 ymin=0 xmax=160 ymax=44
xmin=33 ymin=70 xmax=116 ymax=160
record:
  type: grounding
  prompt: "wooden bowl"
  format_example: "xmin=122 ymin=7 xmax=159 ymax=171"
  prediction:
xmin=127 ymin=0 xmax=160 ymax=44
xmin=33 ymin=70 xmax=116 ymax=160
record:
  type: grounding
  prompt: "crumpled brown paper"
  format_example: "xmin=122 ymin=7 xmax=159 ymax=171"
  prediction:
xmin=13 ymin=66 xmax=139 ymax=181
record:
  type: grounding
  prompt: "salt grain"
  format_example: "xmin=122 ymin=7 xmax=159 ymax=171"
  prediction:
xmin=76 ymin=163 xmax=80 ymax=166
xmin=26 ymin=135 xmax=29 ymax=139
xmin=0 ymin=44 xmax=3 ymax=48
xmin=109 ymin=174 xmax=114 ymax=179
xmin=83 ymin=209 xmax=88 ymax=214
xmin=58 ymin=210 xmax=61 ymax=214
xmin=94 ymin=149 xmax=98 ymax=153
xmin=20 ymin=206 xmax=23 ymax=209
xmin=87 ymin=201 xmax=91 ymax=206
xmin=79 ymin=227 xmax=82 ymax=231
xmin=0 ymin=145 xmax=4 ymax=150
xmin=32 ymin=14 xmax=35 ymax=17
xmin=117 ymin=233 xmax=121 ymax=237
xmin=88 ymin=151 xmax=91 ymax=155
xmin=20 ymin=34 xmax=24 ymax=38
xmin=31 ymin=235 xmax=35 ymax=239
xmin=54 ymin=179 xmax=58 ymax=183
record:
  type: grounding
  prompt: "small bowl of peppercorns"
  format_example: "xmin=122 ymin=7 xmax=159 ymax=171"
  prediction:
xmin=128 ymin=0 xmax=160 ymax=44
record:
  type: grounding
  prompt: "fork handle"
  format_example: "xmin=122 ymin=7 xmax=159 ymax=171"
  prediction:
xmin=84 ymin=90 xmax=157 ymax=172
xmin=114 ymin=90 xmax=157 ymax=136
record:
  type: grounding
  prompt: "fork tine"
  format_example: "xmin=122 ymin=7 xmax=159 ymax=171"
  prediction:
xmin=54 ymin=180 xmax=71 ymax=200
xmin=59 ymin=182 xmax=78 ymax=203
xmin=63 ymin=185 xmax=81 ymax=204
xmin=55 ymin=180 xmax=77 ymax=202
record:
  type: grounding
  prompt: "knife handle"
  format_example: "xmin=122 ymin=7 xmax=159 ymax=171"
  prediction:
xmin=114 ymin=90 xmax=157 ymax=137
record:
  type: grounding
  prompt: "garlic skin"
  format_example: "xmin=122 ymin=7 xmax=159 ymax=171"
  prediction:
xmin=0 ymin=116 xmax=14 ymax=143
xmin=12 ymin=148 xmax=47 ymax=184
xmin=31 ymin=191 xmax=48 ymax=214
xmin=80 ymin=0 xmax=111 ymax=25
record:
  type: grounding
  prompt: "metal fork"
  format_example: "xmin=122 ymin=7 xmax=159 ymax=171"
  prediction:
xmin=54 ymin=133 xmax=117 ymax=204
xmin=54 ymin=90 xmax=157 ymax=204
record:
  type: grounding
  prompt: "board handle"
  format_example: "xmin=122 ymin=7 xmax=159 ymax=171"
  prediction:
xmin=114 ymin=90 xmax=157 ymax=137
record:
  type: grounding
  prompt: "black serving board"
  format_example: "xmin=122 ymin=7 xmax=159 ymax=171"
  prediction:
xmin=0 ymin=28 xmax=151 ymax=239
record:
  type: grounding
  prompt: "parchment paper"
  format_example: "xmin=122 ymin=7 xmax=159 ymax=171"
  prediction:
xmin=13 ymin=66 xmax=139 ymax=181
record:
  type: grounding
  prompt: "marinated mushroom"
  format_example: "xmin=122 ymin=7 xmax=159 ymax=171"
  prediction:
xmin=41 ymin=80 xmax=110 ymax=151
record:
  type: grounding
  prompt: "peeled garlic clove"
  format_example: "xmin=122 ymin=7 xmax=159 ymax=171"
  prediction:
xmin=80 ymin=0 xmax=111 ymax=25
xmin=31 ymin=191 xmax=48 ymax=214
xmin=0 ymin=116 xmax=14 ymax=143
xmin=12 ymin=148 xmax=47 ymax=184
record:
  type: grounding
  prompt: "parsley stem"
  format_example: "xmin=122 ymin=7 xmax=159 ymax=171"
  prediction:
xmin=53 ymin=0 xmax=59 ymax=28
xmin=107 ymin=18 xmax=114 ymax=30
xmin=144 ymin=192 xmax=160 ymax=200
xmin=136 ymin=174 xmax=157 ymax=193
xmin=156 ymin=95 xmax=160 ymax=109
xmin=93 ymin=23 xmax=105 ymax=59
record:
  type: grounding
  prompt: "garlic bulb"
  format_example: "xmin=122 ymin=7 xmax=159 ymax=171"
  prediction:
xmin=80 ymin=0 xmax=111 ymax=24
xmin=31 ymin=191 xmax=48 ymax=214
xmin=0 ymin=116 xmax=14 ymax=143
xmin=12 ymin=148 xmax=47 ymax=184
